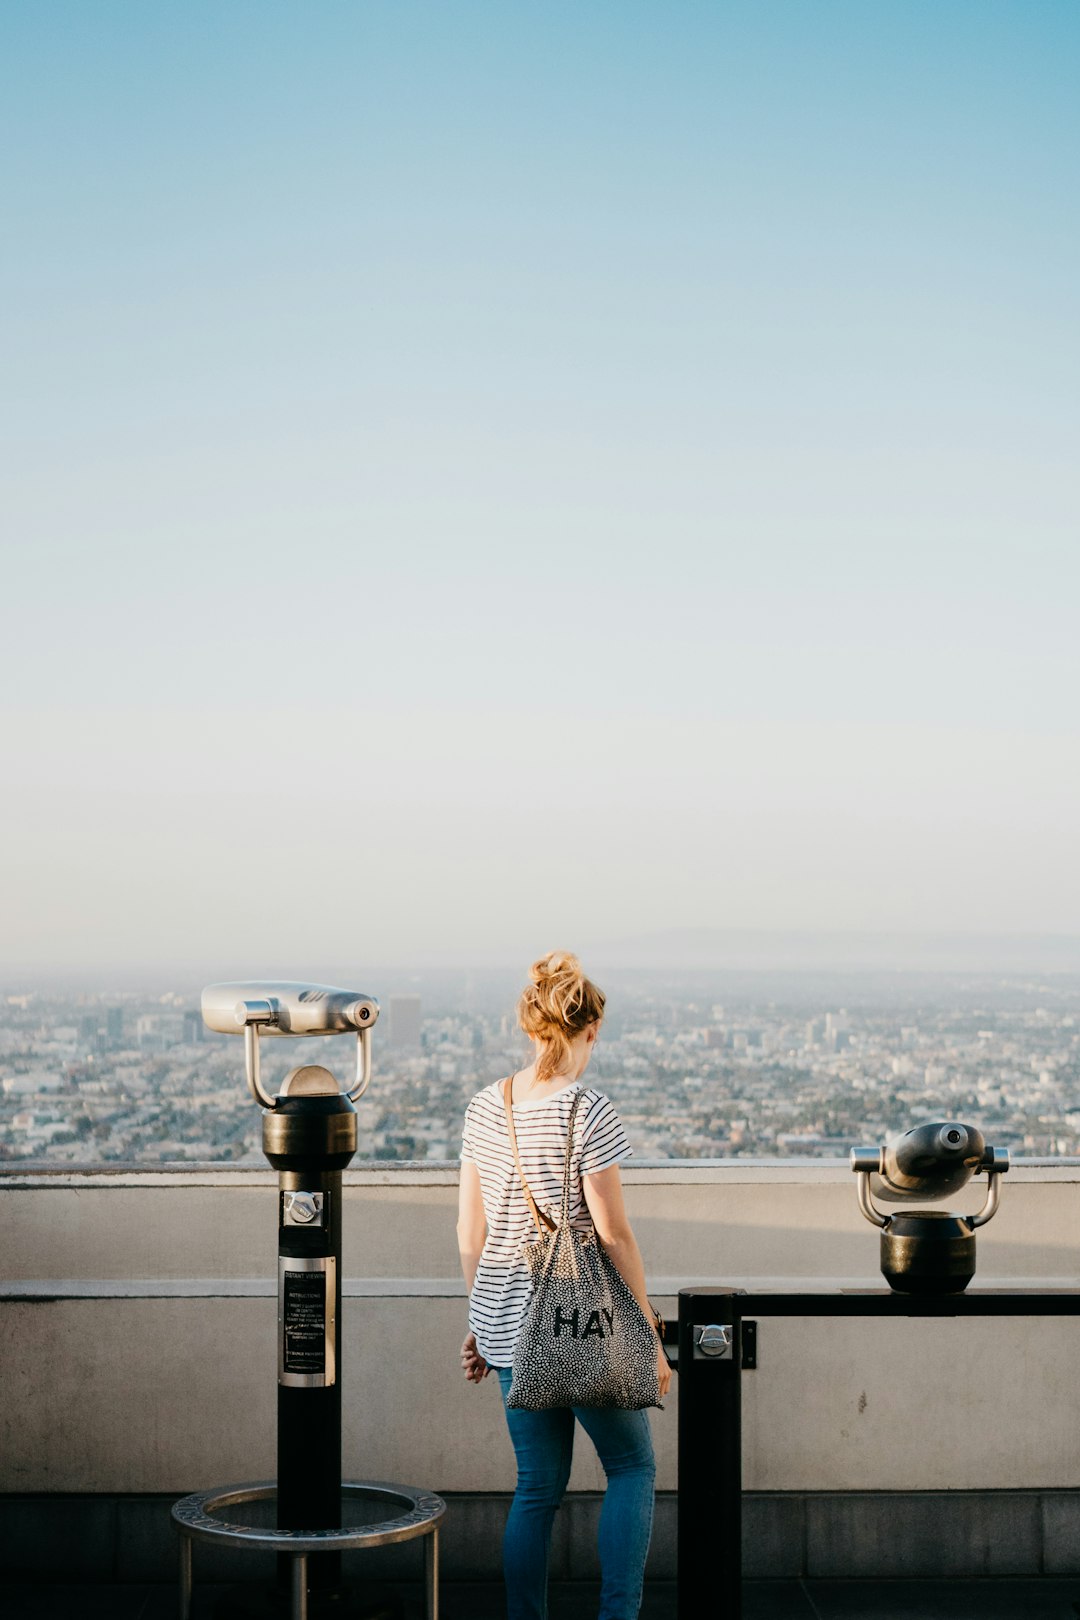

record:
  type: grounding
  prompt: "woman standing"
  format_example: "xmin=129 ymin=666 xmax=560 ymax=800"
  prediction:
xmin=457 ymin=952 xmax=671 ymax=1620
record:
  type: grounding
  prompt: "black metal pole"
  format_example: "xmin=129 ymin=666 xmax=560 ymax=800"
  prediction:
xmin=677 ymin=1287 xmax=744 ymax=1620
xmin=278 ymin=1168 xmax=342 ymax=1527
xmin=264 ymin=1084 xmax=357 ymax=1598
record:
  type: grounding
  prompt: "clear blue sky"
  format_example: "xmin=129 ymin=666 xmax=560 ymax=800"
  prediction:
xmin=2 ymin=2 xmax=1078 ymax=976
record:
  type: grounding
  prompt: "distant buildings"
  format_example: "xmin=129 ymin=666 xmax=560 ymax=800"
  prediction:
xmin=387 ymin=995 xmax=422 ymax=1049
xmin=2 ymin=979 xmax=1079 ymax=1164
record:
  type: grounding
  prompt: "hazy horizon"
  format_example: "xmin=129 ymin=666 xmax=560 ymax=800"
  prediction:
xmin=4 ymin=927 xmax=1080 ymax=997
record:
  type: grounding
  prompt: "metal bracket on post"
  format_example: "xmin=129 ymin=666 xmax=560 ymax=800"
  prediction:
xmin=856 ymin=1170 xmax=889 ymax=1229
xmin=239 ymin=1000 xmax=278 ymax=1108
xmin=347 ymin=1023 xmax=374 ymax=1101
xmin=977 ymin=1166 xmax=1010 ymax=1224
xmin=851 ymin=1147 xmax=889 ymax=1230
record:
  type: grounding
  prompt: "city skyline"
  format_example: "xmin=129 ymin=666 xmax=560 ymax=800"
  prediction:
xmin=4 ymin=968 xmax=1079 ymax=1167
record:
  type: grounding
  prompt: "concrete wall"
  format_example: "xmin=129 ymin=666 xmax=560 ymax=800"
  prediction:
xmin=3 ymin=1161 xmax=1079 ymax=1496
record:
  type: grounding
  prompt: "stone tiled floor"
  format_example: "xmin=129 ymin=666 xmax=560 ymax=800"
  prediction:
xmin=5 ymin=1581 xmax=1080 ymax=1619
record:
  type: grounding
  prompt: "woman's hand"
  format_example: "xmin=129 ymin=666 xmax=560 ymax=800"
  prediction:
xmin=655 ymin=1339 xmax=672 ymax=1402
xmin=461 ymin=1331 xmax=490 ymax=1384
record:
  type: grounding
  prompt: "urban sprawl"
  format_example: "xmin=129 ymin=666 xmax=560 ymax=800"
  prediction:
xmin=2 ymin=976 xmax=1079 ymax=1164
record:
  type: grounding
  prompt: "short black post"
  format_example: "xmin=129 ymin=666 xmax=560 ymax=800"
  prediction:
xmin=677 ymin=1287 xmax=744 ymax=1620
xmin=263 ymin=1068 xmax=358 ymax=1593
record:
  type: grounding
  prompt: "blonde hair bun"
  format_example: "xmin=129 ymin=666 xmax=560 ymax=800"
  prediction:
xmin=530 ymin=950 xmax=583 ymax=986
xmin=518 ymin=951 xmax=606 ymax=1084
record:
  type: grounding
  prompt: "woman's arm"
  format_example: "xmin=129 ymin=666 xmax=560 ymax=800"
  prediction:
xmin=583 ymin=1162 xmax=672 ymax=1398
xmin=456 ymin=1158 xmax=487 ymax=1291
xmin=456 ymin=1158 xmax=490 ymax=1382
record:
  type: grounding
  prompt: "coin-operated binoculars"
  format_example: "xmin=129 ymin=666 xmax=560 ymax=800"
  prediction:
xmin=850 ymin=1122 xmax=1009 ymax=1294
xmin=201 ymin=983 xmax=379 ymax=1557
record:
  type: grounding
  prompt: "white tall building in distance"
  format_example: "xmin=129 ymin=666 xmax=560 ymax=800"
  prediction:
xmin=388 ymin=995 xmax=422 ymax=1049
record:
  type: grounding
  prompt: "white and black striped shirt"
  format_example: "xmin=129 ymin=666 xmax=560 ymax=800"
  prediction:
xmin=460 ymin=1078 xmax=632 ymax=1367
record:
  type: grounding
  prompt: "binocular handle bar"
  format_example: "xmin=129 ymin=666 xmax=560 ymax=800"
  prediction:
xmin=856 ymin=1170 xmax=889 ymax=1229
xmin=854 ymin=1152 xmax=1010 ymax=1231
xmin=351 ymin=1025 xmax=373 ymax=1102
xmin=969 ymin=1165 xmax=1005 ymax=1228
xmin=238 ymin=1000 xmax=373 ymax=1109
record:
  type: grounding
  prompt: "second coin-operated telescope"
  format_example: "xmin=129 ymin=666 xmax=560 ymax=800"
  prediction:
xmin=850 ymin=1121 xmax=1010 ymax=1295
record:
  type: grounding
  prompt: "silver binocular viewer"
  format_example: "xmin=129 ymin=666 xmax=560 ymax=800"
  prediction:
xmin=201 ymin=982 xmax=380 ymax=1109
xmin=851 ymin=1121 xmax=1009 ymax=1294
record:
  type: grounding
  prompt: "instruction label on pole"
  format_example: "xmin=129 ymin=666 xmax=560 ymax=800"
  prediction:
xmin=278 ymin=1256 xmax=336 ymax=1388
xmin=284 ymin=1270 xmax=325 ymax=1372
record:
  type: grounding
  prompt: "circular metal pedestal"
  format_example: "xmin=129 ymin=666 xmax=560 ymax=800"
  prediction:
xmin=171 ymin=1480 xmax=445 ymax=1620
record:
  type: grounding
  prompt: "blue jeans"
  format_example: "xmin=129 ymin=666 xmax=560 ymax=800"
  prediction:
xmin=494 ymin=1366 xmax=656 ymax=1620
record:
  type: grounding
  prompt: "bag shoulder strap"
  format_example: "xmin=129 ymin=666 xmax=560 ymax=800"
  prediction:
xmin=559 ymin=1088 xmax=587 ymax=1225
xmin=502 ymin=1076 xmax=557 ymax=1236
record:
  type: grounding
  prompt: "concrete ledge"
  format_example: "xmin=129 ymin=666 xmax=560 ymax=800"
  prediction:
xmin=8 ymin=1275 xmax=1080 ymax=1302
xmin=4 ymin=1491 xmax=1080 ymax=1584
xmin=5 ymin=1158 xmax=1080 ymax=1187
